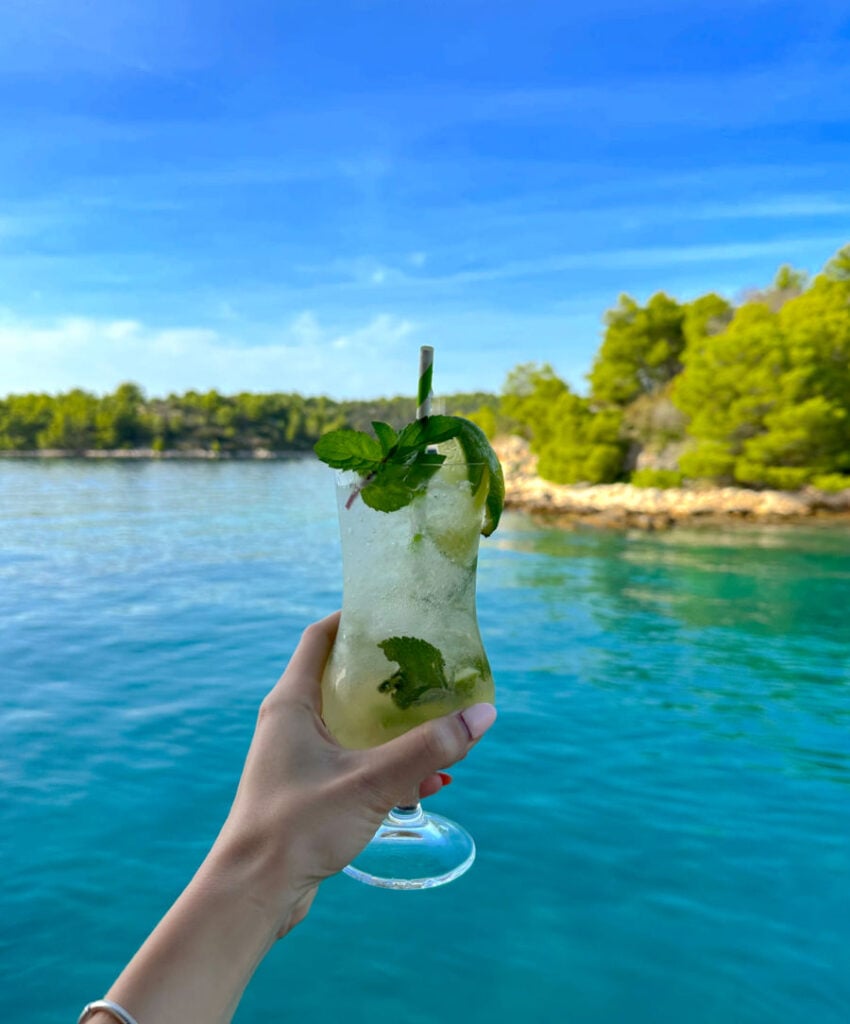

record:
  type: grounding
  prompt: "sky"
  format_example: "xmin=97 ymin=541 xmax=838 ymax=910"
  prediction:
xmin=2 ymin=0 xmax=850 ymax=399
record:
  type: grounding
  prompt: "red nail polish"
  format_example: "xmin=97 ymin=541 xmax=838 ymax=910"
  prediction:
xmin=438 ymin=772 xmax=453 ymax=786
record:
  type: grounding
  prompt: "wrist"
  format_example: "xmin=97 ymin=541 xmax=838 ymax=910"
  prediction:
xmin=103 ymin=835 xmax=301 ymax=1024
xmin=205 ymin=818 xmax=308 ymax=939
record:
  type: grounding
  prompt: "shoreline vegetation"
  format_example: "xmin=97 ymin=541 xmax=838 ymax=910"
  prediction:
xmin=4 ymin=248 xmax=850 ymax=528
xmin=494 ymin=436 xmax=850 ymax=529
xmin=3 ymin=436 xmax=849 ymax=528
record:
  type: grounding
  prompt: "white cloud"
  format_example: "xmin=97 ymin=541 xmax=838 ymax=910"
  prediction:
xmin=0 ymin=311 xmax=418 ymax=399
xmin=412 ymin=235 xmax=845 ymax=288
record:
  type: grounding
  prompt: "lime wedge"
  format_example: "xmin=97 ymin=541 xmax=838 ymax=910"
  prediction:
xmin=448 ymin=418 xmax=505 ymax=536
xmin=420 ymin=465 xmax=488 ymax=564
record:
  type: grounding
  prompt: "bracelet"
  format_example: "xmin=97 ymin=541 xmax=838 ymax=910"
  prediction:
xmin=78 ymin=999 xmax=140 ymax=1024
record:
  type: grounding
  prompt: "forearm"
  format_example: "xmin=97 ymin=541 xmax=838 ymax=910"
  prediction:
xmin=99 ymin=837 xmax=300 ymax=1024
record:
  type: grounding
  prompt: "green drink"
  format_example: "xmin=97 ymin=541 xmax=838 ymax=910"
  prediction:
xmin=315 ymin=405 xmax=503 ymax=888
xmin=321 ymin=457 xmax=495 ymax=750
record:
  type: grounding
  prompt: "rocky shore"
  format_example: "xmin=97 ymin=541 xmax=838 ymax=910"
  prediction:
xmin=494 ymin=436 xmax=850 ymax=529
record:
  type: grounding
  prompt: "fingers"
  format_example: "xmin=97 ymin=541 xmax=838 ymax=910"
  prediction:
xmin=362 ymin=704 xmax=496 ymax=803
xmin=273 ymin=611 xmax=341 ymax=708
xmin=418 ymin=772 xmax=452 ymax=800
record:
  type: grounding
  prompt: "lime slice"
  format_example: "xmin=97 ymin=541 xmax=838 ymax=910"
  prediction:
xmin=441 ymin=418 xmax=505 ymax=537
xmin=420 ymin=460 xmax=487 ymax=564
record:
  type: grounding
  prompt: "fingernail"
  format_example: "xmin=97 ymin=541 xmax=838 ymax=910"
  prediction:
xmin=438 ymin=772 xmax=453 ymax=786
xmin=459 ymin=703 xmax=497 ymax=741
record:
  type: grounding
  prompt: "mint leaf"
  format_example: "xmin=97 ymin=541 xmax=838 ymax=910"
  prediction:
xmin=313 ymin=413 xmax=503 ymax=528
xmin=394 ymin=415 xmax=460 ymax=458
xmin=361 ymin=473 xmax=416 ymax=512
xmin=360 ymin=452 xmax=446 ymax=512
xmin=314 ymin=429 xmax=383 ymax=470
xmin=401 ymin=449 xmax=446 ymax=488
xmin=371 ymin=421 xmax=398 ymax=455
xmin=377 ymin=636 xmax=451 ymax=710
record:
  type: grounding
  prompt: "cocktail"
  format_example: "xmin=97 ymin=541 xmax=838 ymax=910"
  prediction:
xmin=315 ymin=348 xmax=503 ymax=888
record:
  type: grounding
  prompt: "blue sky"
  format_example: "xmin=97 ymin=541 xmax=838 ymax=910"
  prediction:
xmin=2 ymin=0 xmax=850 ymax=399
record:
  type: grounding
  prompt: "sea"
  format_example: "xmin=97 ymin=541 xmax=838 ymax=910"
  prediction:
xmin=2 ymin=459 xmax=849 ymax=1023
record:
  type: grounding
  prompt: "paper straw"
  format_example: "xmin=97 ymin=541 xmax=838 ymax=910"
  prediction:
xmin=417 ymin=345 xmax=434 ymax=419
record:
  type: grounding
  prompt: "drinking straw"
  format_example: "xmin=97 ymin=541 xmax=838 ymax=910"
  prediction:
xmin=417 ymin=345 xmax=434 ymax=420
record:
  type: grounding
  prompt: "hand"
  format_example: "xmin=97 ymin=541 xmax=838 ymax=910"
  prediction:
xmin=215 ymin=611 xmax=498 ymax=934
xmin=101 ymin=612 xmax=496 ymax=1024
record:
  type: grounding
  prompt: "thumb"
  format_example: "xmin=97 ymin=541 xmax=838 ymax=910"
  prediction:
xmin=362 ymin=704 xmax=497 ymax=801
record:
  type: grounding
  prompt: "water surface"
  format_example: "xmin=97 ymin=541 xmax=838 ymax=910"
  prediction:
xmin=2 ymin=460 xmax=849 ymax=1023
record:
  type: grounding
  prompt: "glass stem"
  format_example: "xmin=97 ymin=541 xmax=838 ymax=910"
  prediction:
xmin=388 ymin=803 xmax=427 ymax=826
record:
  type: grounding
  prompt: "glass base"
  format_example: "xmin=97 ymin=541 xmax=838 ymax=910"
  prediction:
xmin=343 ymin=805 xmax=476 ymax=890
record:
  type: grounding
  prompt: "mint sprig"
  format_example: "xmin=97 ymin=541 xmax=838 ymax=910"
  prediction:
xmin=314 ymin=415 xmax=463 ymax=513
xmin=377 ymin=636 xmax=452 ymax=710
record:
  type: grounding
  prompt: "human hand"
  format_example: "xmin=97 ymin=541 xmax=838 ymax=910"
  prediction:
xmin=99 ymin=612 xmax=496 ymax=1024
xmin=214 ymin=611 xmax=497 ymax=934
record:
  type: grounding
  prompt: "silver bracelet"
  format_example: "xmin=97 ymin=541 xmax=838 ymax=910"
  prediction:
xmin=78 ymin=999 xmax=140 ymax=1024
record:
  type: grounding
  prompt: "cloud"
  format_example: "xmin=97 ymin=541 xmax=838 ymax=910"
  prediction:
xmin=407 ymin=235 xmax=846 ymax=288
xmin=0 ymin=311 xmax=418 ymax=399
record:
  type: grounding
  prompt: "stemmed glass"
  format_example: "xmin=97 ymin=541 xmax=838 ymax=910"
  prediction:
xmin=321 ymin=461 xmax=494 ymax=889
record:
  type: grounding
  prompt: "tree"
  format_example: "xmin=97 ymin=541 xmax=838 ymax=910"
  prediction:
xmin=740 ymin=263 xmax=809 ymax=312
xmin=37 ymin=389 xmax=100 ymax=450
xmin=500 ymin=363 xmax=626 ymax=484
xmin=501 ymin=363 xmax=569 ymax=443
xmin=0 ymin=393 xmax=54 ymax=449
xmin=589 ymin=292 xmax=686 ymax=406
xmin=683 ymin=293 xmax=733 ymax=347
xmin=674 ymin=303 xmax=786 ymax=481
xmin=95 ymin=383 xmax=150 ymax=448
xmin=536 ymin=395 xmax=625 ymax=484
xmin=674 ymin=252 xmax=850 ymax=486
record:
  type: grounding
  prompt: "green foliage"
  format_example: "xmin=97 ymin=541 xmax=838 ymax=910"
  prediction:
xmin=678 ymin=441 xmax=736 ymax=482
xmin=622 ymin=385 xmax=687 ymax=448
xmin=501 ymin=363 xmax=569 ymax=441
xmin=630 ymin=468 xmax=684 ymax=489
xmin=811 ymin=473 xmax=850 ymax=493
xmin=674 ymin=254 xmax=850 ymax=487
xmin=589 ymin=293 xmax=687 ymax=406
xmin=465 ymin=404 xmax=497 ymax=439
xmin=741 ymin=265 xmax=809 ymax=312
xmin=6 ymin=247 xmax=850 ymax=493
xmin=683 ymin=293 xmax=734 ymax=347
xmin=0 ymin=385 xmax=498 ymax=456
xmin=377 ymin=636 xmax=452 ymax=710
xmin=0 ymin=393 xmax=54 ymax=449
xmin=36 ymin=389 xmax=100 ymax=450
xmin=314 ymin=415 xmax=504 ymax=530
xmin=502 ymin=364 xmax=626 ymax=483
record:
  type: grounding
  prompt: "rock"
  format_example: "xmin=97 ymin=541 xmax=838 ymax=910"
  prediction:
xmin=492 ymin=435 xmax=850 ymax=529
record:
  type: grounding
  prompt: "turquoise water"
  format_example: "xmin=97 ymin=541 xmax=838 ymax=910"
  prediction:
xmin=2 ymin=460 xmax=849 ymax=1023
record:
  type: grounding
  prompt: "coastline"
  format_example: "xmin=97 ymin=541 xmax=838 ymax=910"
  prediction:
xmin=493 ymin=437 xmax=850 ymax=529
xmin=4 ymin=439 xmax=850 ymax=528
xmin=0 ymin=447 xmax=311 ymax=461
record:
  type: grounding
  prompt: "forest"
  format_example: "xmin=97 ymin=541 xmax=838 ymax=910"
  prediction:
xmin=2 ymin=246 xmax=850 ymax=492
xmin=0 ymin=384 xmax=496 ymax=456
xmin=481 ymin=246 xmax=850 ymax=492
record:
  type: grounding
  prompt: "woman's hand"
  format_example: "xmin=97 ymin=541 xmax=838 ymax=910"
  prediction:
xmin=215 ymin=610 xmax=497 ymax=934
xmin=101 ymin=611 xmax=496 ymax=1024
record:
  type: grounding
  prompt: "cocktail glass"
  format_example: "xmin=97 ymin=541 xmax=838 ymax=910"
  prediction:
xmin=321 ymin=460 xmax=494 ymax=889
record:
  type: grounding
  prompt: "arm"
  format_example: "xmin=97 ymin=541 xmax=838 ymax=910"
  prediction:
xmin=85 ymin=612 xmax=496 ymax=1024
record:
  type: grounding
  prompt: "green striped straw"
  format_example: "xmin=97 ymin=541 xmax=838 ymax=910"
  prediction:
xmin=417 ymin=345 xmax=434 ymax=420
